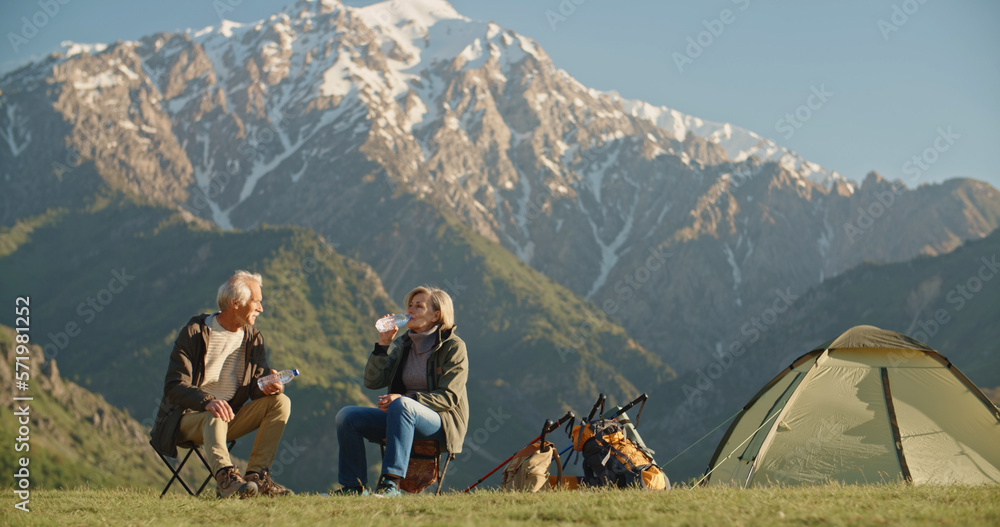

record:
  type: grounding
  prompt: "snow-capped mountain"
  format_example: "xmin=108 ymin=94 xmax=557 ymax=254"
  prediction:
xmin=2 ymin=0 xmax=998 ymax=374
xmin=615 ymin=94 xmax=848 ymax=190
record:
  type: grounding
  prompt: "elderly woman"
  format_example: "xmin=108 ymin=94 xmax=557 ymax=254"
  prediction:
xmin=335 ymin=286 xmax=469 ymax=496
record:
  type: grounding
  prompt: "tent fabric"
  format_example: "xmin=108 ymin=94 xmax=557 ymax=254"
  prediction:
xmin=810 ymin=325 xmax=935 ymax=353
xmin=704 ymin=325 xmax=1000 ymax=487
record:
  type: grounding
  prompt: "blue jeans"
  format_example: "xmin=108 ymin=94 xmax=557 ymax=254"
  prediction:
xmin=335 ymin=397 xmax=444 ymax=487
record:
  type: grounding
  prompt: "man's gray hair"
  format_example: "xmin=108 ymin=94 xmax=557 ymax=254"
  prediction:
xmin=217 ymin=270 xmax=263 ymax=311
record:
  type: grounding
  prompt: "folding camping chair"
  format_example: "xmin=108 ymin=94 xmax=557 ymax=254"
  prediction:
xmin=379 ymin=439 xmax=455 ymax=495
xmin=151 ymin=439 xmax=236 ymax=497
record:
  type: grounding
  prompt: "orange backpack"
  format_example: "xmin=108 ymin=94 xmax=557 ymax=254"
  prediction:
xmin=571 ymin=419 xmax=668 ymax=490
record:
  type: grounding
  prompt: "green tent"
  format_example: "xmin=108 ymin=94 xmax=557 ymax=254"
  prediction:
xmin=704 ymin=325 xmax=1000 ymax=487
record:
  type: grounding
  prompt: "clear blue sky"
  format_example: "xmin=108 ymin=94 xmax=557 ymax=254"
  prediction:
xmin=2 ymin=0 xmax=998 ymax=189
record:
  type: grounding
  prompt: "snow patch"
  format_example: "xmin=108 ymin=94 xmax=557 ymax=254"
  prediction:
xmin=585 ymin=189 xmax=639 ymax=299
xmin=62 ymin=42 xmax=108 ymax=58
xmin=0 ymin=102 xmax=31 ymax=156
xmin=219 ymin=19 xmax=244 ymax=37
xmin=582 ymin=148 xmax=619 ymax=203
xmin=723 ymin=243 xmax=741 ymax=289
xmin=72 ymin=70 xmax=119 ymax=90
xmin=116 ymin=64 xmax=140 ymax=80
xmin=320 ymin=53 xmax=355 ymax=98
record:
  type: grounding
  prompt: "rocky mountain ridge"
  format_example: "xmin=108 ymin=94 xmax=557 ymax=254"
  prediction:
xmin=0 ymin=326 xmax=166 ymax=489
xmin=2 ymin=0 xmax=999 ymax=378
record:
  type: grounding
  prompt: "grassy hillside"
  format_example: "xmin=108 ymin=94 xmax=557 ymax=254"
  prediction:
xmin=6 ymin=485 xmax=999 ymax=526
xmin=0 ymin=192 xmax=677 ymax=492
xmin=0 ymin=327 xmax=165 ymax=489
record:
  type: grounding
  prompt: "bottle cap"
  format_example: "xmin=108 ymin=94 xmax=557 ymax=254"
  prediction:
xmin=292 ymin=369 xmax=300 ymax=376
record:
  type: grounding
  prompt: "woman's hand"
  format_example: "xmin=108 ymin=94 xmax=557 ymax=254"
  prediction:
xmin=377 ymin=393 xmax=402 ymax=412
xmin=377 ymin=314 xmax=398 ymax=346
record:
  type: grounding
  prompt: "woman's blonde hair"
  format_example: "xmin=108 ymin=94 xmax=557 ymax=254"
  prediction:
xmin=404 ymin=286 xmax=455 ymax=330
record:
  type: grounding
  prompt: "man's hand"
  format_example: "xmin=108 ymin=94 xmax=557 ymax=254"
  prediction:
xmin=260 ymin=368 xmax=284 ymax=396
xmin=206 ymin=400 xmax=235 ymax=422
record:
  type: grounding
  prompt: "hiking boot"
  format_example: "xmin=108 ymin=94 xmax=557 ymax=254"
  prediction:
xmin=372 ymin=477 xmax=402 ymax=498
xmin=331 ymin=486 xmax=368 ymax=496
xmin=245 ymin=469 xmax=294 ymax=496
xmin=215 ymin=466 xmax=257 ymax=499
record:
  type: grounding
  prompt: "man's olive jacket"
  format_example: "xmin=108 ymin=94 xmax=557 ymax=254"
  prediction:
xmin=365 ymin=326 xmax=469 ymax=454
xmin=150 ymin=314 xmax=271 ymax=457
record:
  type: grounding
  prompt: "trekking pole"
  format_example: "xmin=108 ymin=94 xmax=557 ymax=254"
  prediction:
xmin=560 ymin=444 xmax=574 ymax=470
xmin=607 ymin=393 xmax=648 ymax=427
xmin=539 ymin=419 xmax=555 ymax=447
xmin=566 ymin=393 xmax=605 ymax=469
xmin=463 ymin=411 xmax=575 ymax=493
xmin=546 ymin=411 xmax=575 ymax=439
xmin=587 ymin=393 xmax=607 ymax=421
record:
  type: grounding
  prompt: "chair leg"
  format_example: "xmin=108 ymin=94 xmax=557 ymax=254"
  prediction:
xmin=379 ymin=439 xmax=454 ymax=494
xmin=157 ymin=449 xmax=197 ymax=497
xmin=155 ymin=441 xmax=236 ymax=498
xmin=193 ymin=447 xmax=215 ymax=496
xmin=435 ymin=454 xmax=455 ymax=495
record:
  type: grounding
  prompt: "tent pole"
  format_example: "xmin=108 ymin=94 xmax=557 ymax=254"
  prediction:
xmin=880 ymin=367 xmax=913 ymax=483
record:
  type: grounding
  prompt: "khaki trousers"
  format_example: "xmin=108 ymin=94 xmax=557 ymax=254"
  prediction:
xmin=178 ymin=394 xmax=291 ymax=476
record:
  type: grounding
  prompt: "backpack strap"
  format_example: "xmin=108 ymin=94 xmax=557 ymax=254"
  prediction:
xmin=593 ymin=434 xmax=642 ymax=472
xmin=549 ymin=444 xmax=563 ymax=490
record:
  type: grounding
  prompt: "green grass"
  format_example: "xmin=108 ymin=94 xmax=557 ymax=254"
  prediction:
xmin=4 ymin=484 xmax=998 ymax=526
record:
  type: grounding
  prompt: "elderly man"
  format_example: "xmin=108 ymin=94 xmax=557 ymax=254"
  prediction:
xmin=151 ymin=270 xmax=293 ymax=498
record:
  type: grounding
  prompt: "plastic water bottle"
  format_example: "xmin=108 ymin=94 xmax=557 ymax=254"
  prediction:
xmin=376 ymin=314 xmax=411 ymax=332
xmin=258 ymin=369 xmax=299 ymax=390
